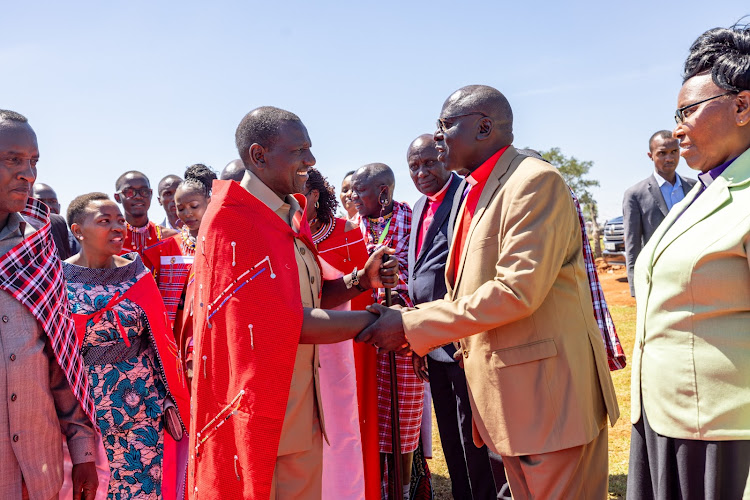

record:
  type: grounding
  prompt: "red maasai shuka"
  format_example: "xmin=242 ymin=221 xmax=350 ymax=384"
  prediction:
xmin=143 ymin=234 xmax=194 ymax=325
xmin=71 ymin=270 xmax=191 ymax=500
xmin=0 ymin=198 xmax=95 ymax=425
xmin=188 ymin=180 xmax=317 ymax=499
xmin=122 ymin=220 xmax=165 ymax=269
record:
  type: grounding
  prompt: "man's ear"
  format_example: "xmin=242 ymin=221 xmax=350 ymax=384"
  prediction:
xmin=249 ymin=143 xmax=266 ymax=169
xmin=476 ymin=117 xmax=493 ymax=141
xmin=114 ymin=192 xmax=122 ymax=204
xmin=647 ymin=151 xmax=654 ymax=161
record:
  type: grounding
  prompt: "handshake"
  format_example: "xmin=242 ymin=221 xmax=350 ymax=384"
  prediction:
xmin=356 ymin=303 xmax=411 ymax=355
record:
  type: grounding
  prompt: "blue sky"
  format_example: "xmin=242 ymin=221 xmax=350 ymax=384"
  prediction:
xmin=3 ymin=1 xmax=747 ymax=221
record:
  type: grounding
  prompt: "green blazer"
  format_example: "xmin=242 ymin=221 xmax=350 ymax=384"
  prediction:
xmin=631 ymin=146 xmax=750 ymax=440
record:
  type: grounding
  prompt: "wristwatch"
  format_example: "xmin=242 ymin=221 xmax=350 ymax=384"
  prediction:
xmin=349 ymin=267 xmax=368 ymax=292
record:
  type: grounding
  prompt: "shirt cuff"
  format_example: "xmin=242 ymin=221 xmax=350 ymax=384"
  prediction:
xmin=67 ymin=436 xmax=98 ymax=464
xmin=403 ymin=308 xmax=432 ymax=357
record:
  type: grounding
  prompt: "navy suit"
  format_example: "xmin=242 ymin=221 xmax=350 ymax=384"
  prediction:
xmin=408 ymin=173 xmax=506 ymax=500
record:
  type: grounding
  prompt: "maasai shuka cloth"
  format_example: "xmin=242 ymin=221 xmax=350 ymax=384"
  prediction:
xmin=360 ymin=201 xmax=423 ymax=454
xmin=144 ymin=234 xmax=195 ymax=324
xmin=188 ymin=180 xmax=314 ymax=500
xmin=571 ymin=189 xmax=627 ymax=370
xmin=0 ymin=198 xmax=95 ymax=424
xmin=360 ymin=200 xmax=413 ymax=308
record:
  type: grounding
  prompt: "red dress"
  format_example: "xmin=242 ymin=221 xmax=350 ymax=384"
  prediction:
xmin=188 ymin=180 xmax=316 ymax=500
xmin=314 ymin=218 xmax=379 ymax=500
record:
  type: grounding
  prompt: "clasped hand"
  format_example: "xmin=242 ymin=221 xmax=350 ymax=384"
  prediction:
xmin=360 ymin=246 xmax=399 ymax=289
xmin=356 ymin=303 xmax=411 ymax=355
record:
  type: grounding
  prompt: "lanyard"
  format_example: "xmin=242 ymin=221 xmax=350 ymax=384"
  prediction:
xmin=377 ymin=217 xmax=392 ymax=246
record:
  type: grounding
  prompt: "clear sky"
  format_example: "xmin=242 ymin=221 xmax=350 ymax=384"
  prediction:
xmin=3 ymin=1 xmax=748 ymax=222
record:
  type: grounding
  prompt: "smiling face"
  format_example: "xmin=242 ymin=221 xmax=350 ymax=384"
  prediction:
xmin=174 ymin=184 xmax=210 ymax=237
xmin=254 ymin=120 xmax=316 ymax=198
xmin=407 ymin=136 xmax=451 ymax=196
xmin=673 ymin=74 xmax=742 ymax=172
xmin=115 ymin=174 xmax=152 ymax=220
xmin=72 ymin=200 xmax=126 ymax=257
xmin=0 ymin=121 xmax=38 ymax=223
xmin=339 ymin=174 xmax=356 ymax=218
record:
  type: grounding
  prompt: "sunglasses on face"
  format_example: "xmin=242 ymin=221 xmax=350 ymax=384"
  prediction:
xmin=117 ymin=187 xmax=152 ymax=199
xmin=436 ymin=112 xmax=488 ymax=133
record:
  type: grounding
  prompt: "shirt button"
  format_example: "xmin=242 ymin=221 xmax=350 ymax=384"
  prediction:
xmin=300 ymin=247 xmax=306 ymax=256
xmin=310 ymin=276 xmax=315 ymax=284
xmin=12 ymin=434 xmax=19 ymax=442
xmin=1 ymin=316 xmax=8 ymax=323
xmin=10 ymin=394 xmax=16 ymax=402
xmin=9 ymin=354 xmax=16 ymax=361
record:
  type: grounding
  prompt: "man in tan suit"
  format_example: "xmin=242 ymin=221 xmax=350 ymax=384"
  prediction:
xmin=358 ymin=85 xmax=619 ymax=499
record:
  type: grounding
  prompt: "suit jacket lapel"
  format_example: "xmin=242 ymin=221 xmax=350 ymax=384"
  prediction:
xmin=647 ymin=176 xmax=669 ymax=217
xmin=416 ymin=174 xmax=461 ymax=265
xmin=409 ymin=196 xmax=426 ymax=271
xmin=453 ymin=146 xmax=518 ymax=294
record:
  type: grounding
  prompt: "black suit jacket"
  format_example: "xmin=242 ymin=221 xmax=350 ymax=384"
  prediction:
xmin=408 ymin=174 xmax=463 ymax=359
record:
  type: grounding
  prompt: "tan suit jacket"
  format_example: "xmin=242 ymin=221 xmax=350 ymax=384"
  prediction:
xmin=631 ymin=147 xmax=750 ymax=440
xmin=402 ymin=146 xmax=619 ymax=457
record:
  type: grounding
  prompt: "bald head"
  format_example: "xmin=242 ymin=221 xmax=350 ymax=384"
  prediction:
xmin=442 ymin=85 xmax=513 ymax=141
xmin=220 ymin=159 xmax=246 ymax=182
xmin=32 ymin=183 xmax=60 ymax=214
xmin=354 ymin=163 xmax=395 ymax=188
xmin=407 ymin=134 xmax=435 ymax=157
xmin=436 ymin=85 xmax=514 ymax=172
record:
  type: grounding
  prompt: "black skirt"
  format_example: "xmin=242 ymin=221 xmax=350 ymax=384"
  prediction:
xmin=627 ymin=402 xmax=750 ymax=499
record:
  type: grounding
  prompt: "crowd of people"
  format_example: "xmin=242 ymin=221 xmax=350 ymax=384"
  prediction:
xmin=0 ymin=22 xmax=749 ymax=500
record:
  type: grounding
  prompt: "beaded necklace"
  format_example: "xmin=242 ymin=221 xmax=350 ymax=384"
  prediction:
xmin=367 ymin=212 xmax=393 ymax=246
xmin=180 ymin=226 xmax=197 ymax=255
xmin=126 ymin=221 xmax=159 ymax=253
xmin=311 ymin=218 xmax=336 ymax=245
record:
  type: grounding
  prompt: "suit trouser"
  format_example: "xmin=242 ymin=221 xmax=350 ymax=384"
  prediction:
xmin=270 ymin=412 xmax=323 ymax=500
xmin=502 ymin=422 xmax=608 ymax=500
xmin=429 ymin=358 xmax=504 ymax=500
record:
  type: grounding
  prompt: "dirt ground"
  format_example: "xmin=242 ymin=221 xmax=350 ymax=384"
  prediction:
xmin=596 ymin=263 xmax=635 ymax=306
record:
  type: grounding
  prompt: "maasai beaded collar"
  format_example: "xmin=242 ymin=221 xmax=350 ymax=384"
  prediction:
xmin=367 ymin=212 xmax=392 ymax=246
xmin=312 ymin=218 xmax=336 ymax=245
xmin=180 ymin=226 xmax=196 ymax=255
xmin=126 ymin=221 xmax=159 ymax=253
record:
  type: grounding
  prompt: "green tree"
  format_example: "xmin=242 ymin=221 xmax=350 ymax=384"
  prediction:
xmin=539 ymin=147 xmax=603 ymax=257
xmin=540 ymin=147 xmax=599 ymax=206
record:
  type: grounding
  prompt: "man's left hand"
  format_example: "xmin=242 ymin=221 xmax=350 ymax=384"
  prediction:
xmin=356 ymin=303 xmax=410 ymax=354
xmin=72 ymin=461 xmax=98 ymax=500
xmin=360 ymin=246 xmax=399 ymax=289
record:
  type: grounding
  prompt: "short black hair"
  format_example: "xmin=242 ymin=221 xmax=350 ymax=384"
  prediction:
xmin=235 ymin=106 xmax=302 ymax=167
xmin=115 ymin=170 xmax=150 ymax=191
xmin=344 ymin=170 xmax=356 ymax=178
xmin=683 ymin=22 xmax=750 ymax=91
xmin=0 ymin=110 xmax=28 ymax=123
xmin=306 ymin=167 xmax=338 ymax=225
xmin=158 ymin=175 xmax=182 ymax=195
xmin=67 ymin=192 xmax=110 ymax=229
xmin=649 ymin=130 xmax=675 ymax=150
xmin=180 ymin=164 xmax=217 ymax=198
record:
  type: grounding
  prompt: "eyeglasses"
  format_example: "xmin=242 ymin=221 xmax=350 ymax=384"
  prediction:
xmin=674 ymin=92 xmax=734 ymax=125
xmin=117 ymin=187 xmax=152 ymax=199
xmin=436 ymin=112 xmax=488 ymax=133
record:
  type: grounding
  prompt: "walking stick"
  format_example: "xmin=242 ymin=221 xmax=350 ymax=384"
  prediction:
xmin=383 ymin=255 xmax=405 ymax=498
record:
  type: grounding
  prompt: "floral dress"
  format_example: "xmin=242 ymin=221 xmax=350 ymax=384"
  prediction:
xmin=64 ymin=255 xmax=167 ymax=499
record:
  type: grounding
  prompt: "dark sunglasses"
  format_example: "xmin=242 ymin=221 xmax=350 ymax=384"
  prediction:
xmin=117 ymin=187 xmax=152 ymax=199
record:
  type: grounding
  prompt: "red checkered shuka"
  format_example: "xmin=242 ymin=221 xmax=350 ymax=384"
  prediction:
xmin=0 ymin=198 xmax=96 ymax=424
xmin=144 ymin=235 xmax=194 ymax=323
xmin=571 ymin=189 xmax=627 ymax=371
xmin=360 ymin=200 xmax=413 ymax=308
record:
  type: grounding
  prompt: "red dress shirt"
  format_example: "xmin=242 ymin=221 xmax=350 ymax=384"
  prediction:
xmin=452 ymin=146 xmax=508 ymax=279
xmin=415 ymin=178 xmax=452 ymax=256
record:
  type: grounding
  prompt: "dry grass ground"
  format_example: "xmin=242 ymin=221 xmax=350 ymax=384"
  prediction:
xmin=425 ymin=266 xmax=636 ymax=499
